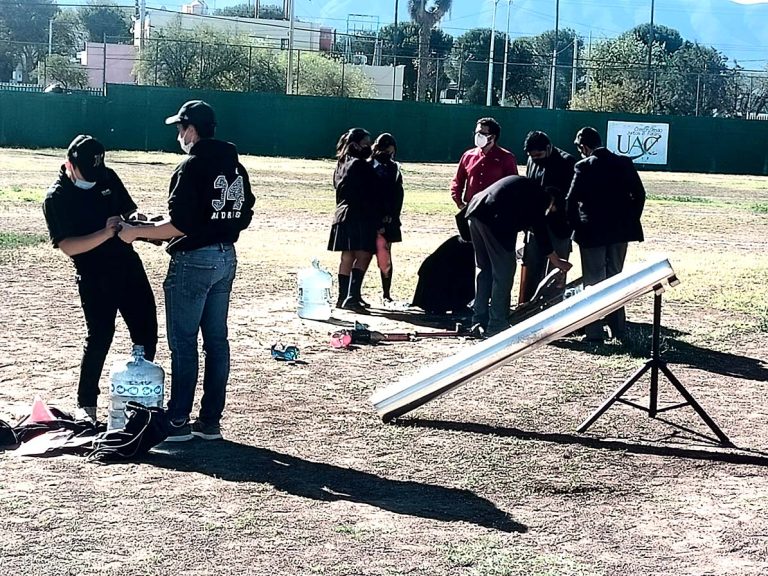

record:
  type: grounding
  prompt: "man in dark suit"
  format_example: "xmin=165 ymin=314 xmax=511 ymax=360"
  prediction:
xmin=520 ymin=130 xmax=577 ymax=303
xmin=466 ymin=176 xmax=572 ymax=337
xmin=566 ymin=126 xmax=646 ymax=342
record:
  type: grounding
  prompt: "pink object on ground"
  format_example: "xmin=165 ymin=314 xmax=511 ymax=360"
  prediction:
xmin=28 ymin=396 xmax=56 ymax=423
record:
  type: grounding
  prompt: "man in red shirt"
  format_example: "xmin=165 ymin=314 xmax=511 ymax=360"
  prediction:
xmin=450 ymin=117 xmax=519 ymax=209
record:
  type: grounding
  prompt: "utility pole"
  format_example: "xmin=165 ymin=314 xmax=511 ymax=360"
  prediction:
xmin=585 ymin=31 xmax=592 ymax=94
xmin=285 ymin=0 xmax=295 ymax=94
xmin=547 ymin=0 xmax=559 ymax=109
xmin=571 ymin=39 xmax=578 ymax=101
xmin=647 ymin=0 xmax=655 ymax=112
xmin=392 ymin=0 xmax=398 ymax=100
xmin=139 ymin=0 xmax=146 ymax=50
xmin=500 ymin=0 xmax=512 ymax=106
xmin=48 ymin=19 xmax=53 ymax=56
xmin=255 ymin=0 xmax=260 ymax=18
xmin=486 ymin=0 xmax=499 ymax=107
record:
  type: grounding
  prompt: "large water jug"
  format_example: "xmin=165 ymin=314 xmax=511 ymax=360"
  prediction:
xmin=108 ymin=345 xmax=165 ymax=430
xmin=297 ymin=259 xmax=333 ymax=320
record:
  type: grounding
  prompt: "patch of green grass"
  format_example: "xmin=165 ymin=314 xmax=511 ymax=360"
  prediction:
xmin=333 ymin=523 xmax=366 ymax=540
xmin=757 ymin=307 xmax=768 ymax=333
xmin=446 ymin=541 xmax=600 ymax=576
xmin=750 ymin=203 xmax=768 ymax=214
xmin=0 ymin=186 xmax=44 ymax=203
xmin=647 ymin=194 xmax=713 ymax=204
xmin=0 ymin=232 xmax=47 ymax=249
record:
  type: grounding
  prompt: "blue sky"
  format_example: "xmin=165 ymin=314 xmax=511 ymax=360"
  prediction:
xmin=154 ymin=0 xmax=768 ymax=69
xmin=293 ymin=0 xmax=768 ymax=69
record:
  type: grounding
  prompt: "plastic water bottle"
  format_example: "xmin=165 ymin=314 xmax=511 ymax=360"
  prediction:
xmin=297 ymin=259 xmax=332 ymax=321
xmin=108 ymin=345 xmax=165 ymax=430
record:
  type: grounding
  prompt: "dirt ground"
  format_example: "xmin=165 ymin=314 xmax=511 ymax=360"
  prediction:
xmin=1 ymin=148 xmax=767 ymax=576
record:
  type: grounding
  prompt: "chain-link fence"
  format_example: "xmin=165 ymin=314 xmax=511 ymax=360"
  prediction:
xmin=1 ymin=35 xmax=767 ymax=119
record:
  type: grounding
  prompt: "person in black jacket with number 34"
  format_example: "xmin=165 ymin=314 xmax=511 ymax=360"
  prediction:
xmin=119 ymin=100 xmax=255 ymax=442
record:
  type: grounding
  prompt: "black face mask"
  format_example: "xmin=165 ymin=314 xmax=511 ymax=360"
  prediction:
xmin=350 ymin=144 xmax=371 ymax=159
xmin=374 ymin=152 xmax=392 ymax=163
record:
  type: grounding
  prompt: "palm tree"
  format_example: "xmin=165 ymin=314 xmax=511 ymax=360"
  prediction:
xmin=408 ymin=0 xmax=452 ymax=101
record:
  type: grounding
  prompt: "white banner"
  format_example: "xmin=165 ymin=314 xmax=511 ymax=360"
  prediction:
xmin=606 ymin=121 xmax=670 ymax=165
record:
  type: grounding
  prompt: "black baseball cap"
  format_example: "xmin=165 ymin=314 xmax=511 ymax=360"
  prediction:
xmin=164 ymin=100 xmax=216 ymax=129
xmin=67 ymin=135 xmax=107 ymax=182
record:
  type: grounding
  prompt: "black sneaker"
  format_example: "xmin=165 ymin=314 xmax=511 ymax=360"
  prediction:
xmin=191 ymin=420 xmax=222 ymax=440
xmin=165 ymin=419 xmax=193 ymax=442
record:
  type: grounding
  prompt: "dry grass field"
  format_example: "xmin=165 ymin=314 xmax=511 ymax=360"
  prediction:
xmin=1 ymin=147 xmax=767 ymax=576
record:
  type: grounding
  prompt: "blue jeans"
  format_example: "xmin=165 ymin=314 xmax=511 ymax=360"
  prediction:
xmin=164 ymin=243 xmax=237 ymax=424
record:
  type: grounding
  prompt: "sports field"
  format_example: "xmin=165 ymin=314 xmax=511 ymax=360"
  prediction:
xmin=1 ymin=148 xmax=767 ymax=575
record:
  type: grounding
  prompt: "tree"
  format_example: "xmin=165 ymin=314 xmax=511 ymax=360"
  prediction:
xmin=334 ymin=23 xmax=453 ymax=101
xmin=38 ymin=53 xmax=89 ymax=88
xmin=407 ymin=0 xmax=452 ymax=102
xmin=0 ymin=0 xmax=59 ymax=80
xmin=625 ymin=23 xmax=684 ymax=55
xmin=0 ymin=22 xmax=16 ymax=81
xmin=77 ymin=1 xmax=132 ymax=43
xmin=736 ymin=65 xmax=768 ymax=117
xmin=292 ymin=52 xmax=375 ymax=98
xmin=655 ymin=42 xmax=731 ymax=116
xmin=571 ymin=33 xmax=665 ymax=113
xmin=214 ymin=3 xmax=285 ymax=19
xmin=135 ymin=20 xmax=284 ymax=92
xmin=445 ymin=28 xmax=507 ymax=105
xmin=52 ymin=10 xmax=86 ymax=57
xmin=529 ymin=28 xmax=580 ymax=109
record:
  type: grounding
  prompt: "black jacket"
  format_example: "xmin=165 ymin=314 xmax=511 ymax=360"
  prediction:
xmin=565 ymin=147 xmax=645 ymax=248
xmin=465 ymin=175 xmax=553 ymax=253
xmin=43 ymin=166 xmax=139 ymax=273
xmin=525 ymin=146 xmax=576 ymax=239
xmin=332 ymin=154 xmax=379 ymax=226
xmin=371 ymin=158 xmax=404 ymax=243
xmin=167 ymin=139 xmax=255 ymax=253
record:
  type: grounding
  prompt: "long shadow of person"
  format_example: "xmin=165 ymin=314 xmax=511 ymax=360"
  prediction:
xmin=148 ymin=440 xmax=526 ymax=533
xmin=554 ymin=321 xmax=768 ymax=382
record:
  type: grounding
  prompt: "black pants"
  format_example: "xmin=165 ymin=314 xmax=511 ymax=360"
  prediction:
xmin=580 ymin=242 xmax=628 ymax=339
xmin=76 ymin=256 xmax=158 ymax=407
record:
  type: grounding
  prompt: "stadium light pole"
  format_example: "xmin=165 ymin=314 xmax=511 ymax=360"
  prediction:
xmin=285 ymin=0 xmax=296 ymax=94
xmin=547 ymin=0 xmax=559 ymax=109
xmin=647 ymin=0 xmax=655 ymax=111
xmin=486 ymin=0 xmax=500 ymax=106
xmin=500 ymin=0 xmax=512 ymax=106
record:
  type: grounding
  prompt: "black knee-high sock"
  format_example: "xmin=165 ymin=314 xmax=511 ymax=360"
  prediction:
xmin=346 ymin=268 xmax=365 ymax=302
xmin=381 ymin=266 xmax=392 ymax=300
xmin=336 ymin=274 xmax=350 ymax=307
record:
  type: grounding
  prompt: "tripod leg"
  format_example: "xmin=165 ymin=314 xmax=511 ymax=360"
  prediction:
xmin=658 ymin=362 xmax=733 ymax=447
xmin=577 ymin=361 xmax=653 ymax=433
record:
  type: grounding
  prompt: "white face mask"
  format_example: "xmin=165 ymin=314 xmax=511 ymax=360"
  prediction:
xmin=475 ymin=133 xmax=490 ymax=149
xmin=178 ymin=130 xmax=193 ymax=154
xmin=73 ymin=178 xmax=96 ymax=190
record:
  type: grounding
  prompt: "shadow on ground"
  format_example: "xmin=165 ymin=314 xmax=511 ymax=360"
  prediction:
xmin=395 ymin=418 xmax=768 ymax=466
xmin=148 ymin=441 xmax=526 ymax=533
xmin=553 ymin=321 xmax=768 ymax=382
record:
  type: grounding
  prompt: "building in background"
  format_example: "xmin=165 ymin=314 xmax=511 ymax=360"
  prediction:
xmin=78 ymin=43 xmax=137 ymax=88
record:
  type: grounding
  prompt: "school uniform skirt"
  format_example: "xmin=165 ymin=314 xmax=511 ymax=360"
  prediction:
xmin=328 ymin=220 xmax=377 ymax=253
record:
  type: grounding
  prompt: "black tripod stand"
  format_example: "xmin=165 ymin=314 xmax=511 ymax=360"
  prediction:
xmin=577 ymin=290 xmax=733 ymax=447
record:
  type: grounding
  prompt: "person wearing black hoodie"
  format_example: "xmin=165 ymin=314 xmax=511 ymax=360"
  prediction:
xmin=118 ymin=100 xmax=255 ymax=441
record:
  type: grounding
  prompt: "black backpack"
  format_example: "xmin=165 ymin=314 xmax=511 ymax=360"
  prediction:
xmin=87 ymin=402 xmax=169 ymax=462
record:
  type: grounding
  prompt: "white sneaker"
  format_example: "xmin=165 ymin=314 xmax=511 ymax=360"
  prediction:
xmin=74 ymin=406 xmax=97 ymax=422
